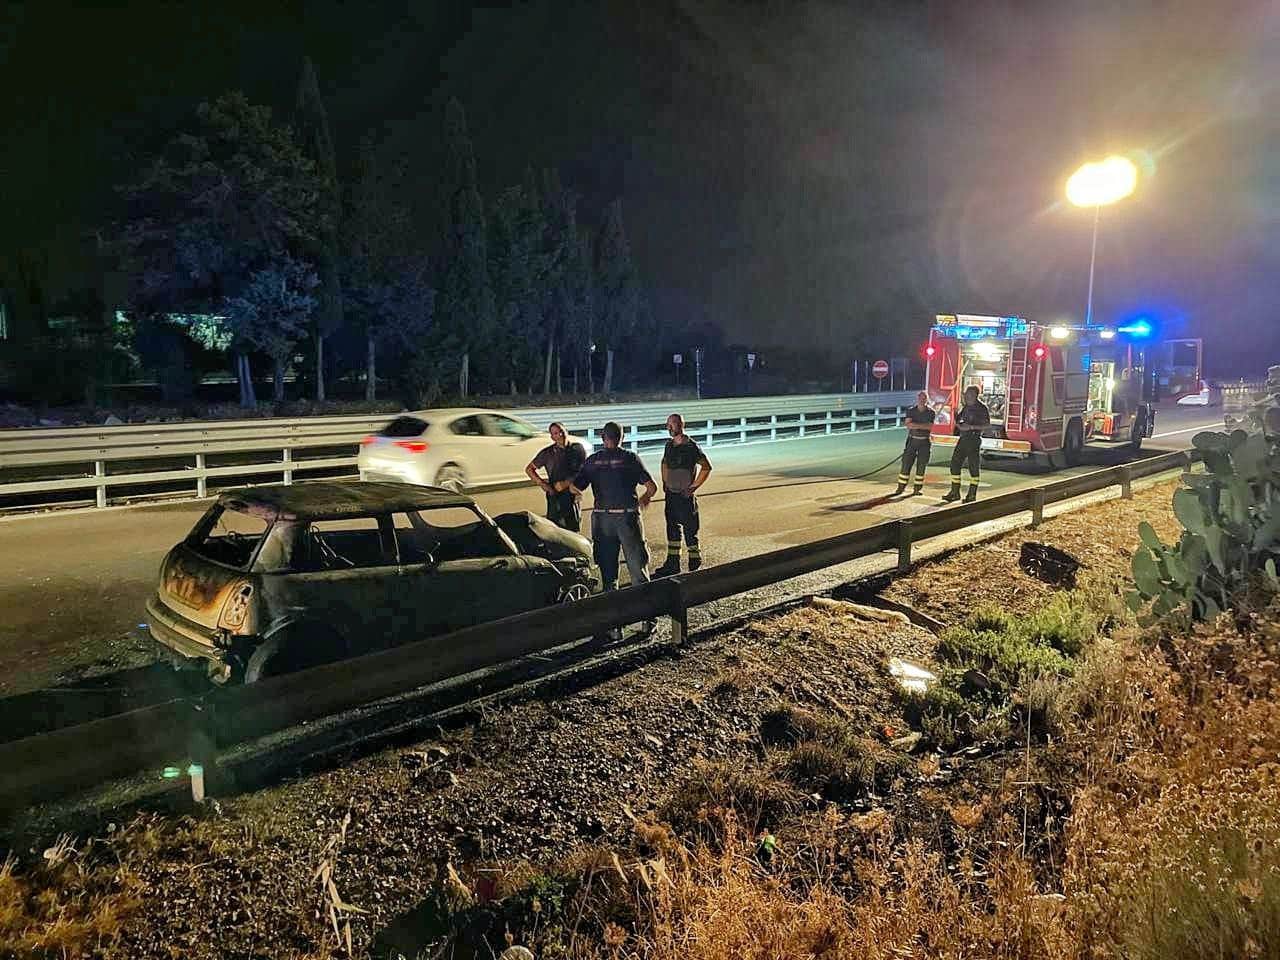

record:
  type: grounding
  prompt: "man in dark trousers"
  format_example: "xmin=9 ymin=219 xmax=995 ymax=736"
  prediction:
xmin=571 ymin=421 xmax=658 ymax=598
xmin=942 ymin=384 xmax=991 ymax=503
xmin=895 ymin=391 xmax=935 ymax=496
xmin=654 ymin=413 xmax=712 ymax=576
xmin=525 ymin=421 xmax=586 ymax=532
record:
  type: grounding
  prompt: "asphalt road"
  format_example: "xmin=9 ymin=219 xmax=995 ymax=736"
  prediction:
xmin=0 ymin=404 xmax=1221 ymax=696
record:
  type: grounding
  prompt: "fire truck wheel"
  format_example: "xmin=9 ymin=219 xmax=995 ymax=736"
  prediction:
xmin=1128 ymin=411 xmax=1146 ymax=451
xmin=1063 ymin=419 xmax=1084 ymax=466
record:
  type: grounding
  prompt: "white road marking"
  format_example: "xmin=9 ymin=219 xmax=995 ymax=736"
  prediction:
xmin=1150 ymin=420 xmax=1223 ymax=439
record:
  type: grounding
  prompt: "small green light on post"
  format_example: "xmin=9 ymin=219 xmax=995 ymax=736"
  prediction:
xmin=162 ymin=766 xmax=182 ymax=779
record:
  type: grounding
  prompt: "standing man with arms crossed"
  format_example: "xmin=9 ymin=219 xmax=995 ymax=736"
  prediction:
xmin=942 ymin=384 xmax=990 ymax=503
xmin=655 ymin=413 xmax=712 ymax=576
xmin=570 ymin=421 xmax=658 ymax=598
xmin=894 ymin=391 xmax=935 ymax=496
xmin=525 ymin=421 xmax=586 ymax=532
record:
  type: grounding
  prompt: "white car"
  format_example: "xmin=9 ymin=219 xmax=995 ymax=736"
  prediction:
xmin=357 ymin=409 xmax=592 ymax=492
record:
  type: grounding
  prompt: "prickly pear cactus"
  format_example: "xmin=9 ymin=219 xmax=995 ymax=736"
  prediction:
xmin=1128 ymin=365 xmax=1280 ymax=623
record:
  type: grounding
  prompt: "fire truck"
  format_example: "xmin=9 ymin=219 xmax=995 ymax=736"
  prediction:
xmin=923 ymin=314 xmax=1161 ymax=467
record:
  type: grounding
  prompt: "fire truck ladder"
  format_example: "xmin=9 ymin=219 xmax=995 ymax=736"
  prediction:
xmin=1005 ymin=334 xmax=1029 ymax=431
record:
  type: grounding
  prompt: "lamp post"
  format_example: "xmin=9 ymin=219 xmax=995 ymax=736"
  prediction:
xmin=1065 ymin=155 xmax=1138 ymax=326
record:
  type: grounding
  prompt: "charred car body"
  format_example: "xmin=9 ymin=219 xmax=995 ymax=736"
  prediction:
xmin=146 ymin=482 xmax=598 ymax=683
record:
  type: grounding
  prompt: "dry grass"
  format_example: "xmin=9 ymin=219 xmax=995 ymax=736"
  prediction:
xmin=0 ymin=821 xmax=155 ymax=958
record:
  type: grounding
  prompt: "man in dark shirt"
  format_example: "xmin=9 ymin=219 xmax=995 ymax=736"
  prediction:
xmin=654 ymin=413 xmax=712 ymax=576
xmin=571 ymin=421 xmax=658 ymax=597
xmin=895 ymin=391 xmax=935 ymax=496
xmin=525 ymin=421 xmax=586 ymax=532
xmin=942 ymin=385 xmax=991 ymax=503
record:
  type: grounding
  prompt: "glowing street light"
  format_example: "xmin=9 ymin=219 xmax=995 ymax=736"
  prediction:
xmin=1065 ymin=155 xmax=1139 ymax=328
xmin=1065 ymin=156 xmax=1138 ymax=208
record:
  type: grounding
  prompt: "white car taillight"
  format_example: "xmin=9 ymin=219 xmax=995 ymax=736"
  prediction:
xmin=219 ymin=581 xmax=254 ymax=630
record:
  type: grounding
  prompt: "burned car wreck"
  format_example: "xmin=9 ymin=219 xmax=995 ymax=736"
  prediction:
xmin=146 ymin=481 xmax=598 ymax=683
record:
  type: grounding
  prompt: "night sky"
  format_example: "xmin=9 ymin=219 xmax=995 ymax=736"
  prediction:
xmin=2 ymin=0 xmax=1277 ymax=374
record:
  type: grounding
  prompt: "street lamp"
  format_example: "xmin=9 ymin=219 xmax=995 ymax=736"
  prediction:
xmin=1065 ymin=155 xmax=1138 ymax=327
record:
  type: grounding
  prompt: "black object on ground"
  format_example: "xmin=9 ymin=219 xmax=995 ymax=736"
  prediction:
xmin=1019 ymin=541 xmax=1081 ymax=588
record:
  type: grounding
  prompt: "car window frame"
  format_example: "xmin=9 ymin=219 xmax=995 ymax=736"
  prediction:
xmin=299 ymin=513 xmax=401 ymax=572
xmin=448 ymin=415 xmax=485 ymax=437
xmin=185 ymin=503 xmax=273 ymax=572
xmin=480 ymin=413 xmax=537 ymax=439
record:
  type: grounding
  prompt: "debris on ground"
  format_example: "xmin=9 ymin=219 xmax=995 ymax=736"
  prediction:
xmin=1018 ymin=541 xmax=1082 ymax=587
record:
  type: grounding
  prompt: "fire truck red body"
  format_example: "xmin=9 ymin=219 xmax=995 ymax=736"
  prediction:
xmin=923 ymin=314 xmax=1158 ymax=466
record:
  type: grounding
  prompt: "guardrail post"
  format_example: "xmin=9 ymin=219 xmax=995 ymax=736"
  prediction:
xmin=1029 ymin=489 xmax=1045 ymax=528
xmin=185 ymin=700 xmax=226 ymax=801
xmin=1182 ymin=452 xmax=1193 ymax=475
xmin=667 ymin=579 xmax=689 ymax=645
xmin=628 ymin=424 xmax=639 ymax=451
xmin=874 ymin=407 xmax=882 ymax=430
xmin=897 ymin=519 xmax=913 ymax=572
xmin=282 ymin=447 xmax=293 ymax=485
xmin=825 ymin=411 xmax=832 ymax=435
xmin=195 ymin=453 xmax=207 ymax=499
xmin=94 ymin=460 xmax=106 ymax=509
xmin=1118 ymin=465 xmax=1133 ymax=499
xmin=896 ymin=406 xmax=905 ymax=428
xmin=740 ymin=416 xmax=747 ymax=443
xmin=770 ymin=415 xmax=777 ymax=441
xmin=705 ymin=419 xmax=713 ymax=448
xmin=798 ymin=412 xmax=806 ymax=438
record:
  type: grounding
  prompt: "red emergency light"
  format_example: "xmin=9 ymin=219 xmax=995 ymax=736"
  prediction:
xmin=924 ymin=344 xmax=936 ymax=359
xmin=1032 ymin=345 xmax=1047 ymax=361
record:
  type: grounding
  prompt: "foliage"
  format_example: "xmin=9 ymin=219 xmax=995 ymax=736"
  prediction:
xmin=223 ymin=256 xmax=318 ymax=367
xmin=113 ymin=92 xmax=324 ymax=315
xmin=434 ymin=98 xmax=495 ymax=393
xmin=1129 ymin=371 xmax=1280 ymax=622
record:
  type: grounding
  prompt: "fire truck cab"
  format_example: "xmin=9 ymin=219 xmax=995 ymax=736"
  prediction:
xmin=924 ymin=314 xmax=1157 ymax=467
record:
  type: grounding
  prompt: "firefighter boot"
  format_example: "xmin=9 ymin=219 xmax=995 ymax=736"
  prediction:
xmin=894 ymin=482 xmax=907 ymax=495
xmin=941 ymin=481 xmax=962 ymax=503
xmin=912 ymin=483 xmax=924 ymax=496
xmin=655 ymin=541 xmax=681 ymax=577
xmin=687 ymin=546 xmax=702 ymax=572
xmin=963 ymin=483 xmax=979 ymax=503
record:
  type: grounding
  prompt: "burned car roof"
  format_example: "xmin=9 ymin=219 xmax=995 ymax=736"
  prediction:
xmin=217 ymin=481 xmax=475 ymax=521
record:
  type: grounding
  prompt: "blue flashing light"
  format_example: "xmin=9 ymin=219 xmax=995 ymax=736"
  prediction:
xmin=1117 ymin=319 xmax=1152 ymax=337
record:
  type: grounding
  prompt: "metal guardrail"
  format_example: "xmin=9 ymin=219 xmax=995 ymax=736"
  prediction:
xmin=0 ymin=391 xmax=916 ymax=509
xmin=0 ymin=447 xmax=1194 ymax=813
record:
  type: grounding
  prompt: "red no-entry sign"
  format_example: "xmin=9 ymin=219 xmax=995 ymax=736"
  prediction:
xmin=872 ymin=360 xmax=890 ymax=379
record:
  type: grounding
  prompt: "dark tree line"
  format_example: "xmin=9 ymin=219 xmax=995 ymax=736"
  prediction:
xmin=110 ymin=60 xmax=649 ymax=407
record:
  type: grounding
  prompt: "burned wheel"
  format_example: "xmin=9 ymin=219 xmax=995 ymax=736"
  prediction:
xmin=557 ymin=581 xmax=592 ymax=604
xmin=244 ymin=626 xmax=348 ymax=683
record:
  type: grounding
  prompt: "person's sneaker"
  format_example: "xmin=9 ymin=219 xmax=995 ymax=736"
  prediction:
xmin=653 ymin=558 xmax=680 ymax=578
xmin=687 ymin=557 xmax=702 ymax=572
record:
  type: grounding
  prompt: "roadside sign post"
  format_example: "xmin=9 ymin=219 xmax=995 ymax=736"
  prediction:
xmin=873 ymin=359 xmax=890 ymax=390
xmin=673 ymin=352 xmax=682 ymax=386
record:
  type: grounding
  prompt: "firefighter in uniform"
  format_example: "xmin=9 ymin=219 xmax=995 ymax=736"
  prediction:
xmin=570 ymin=421 xmax=657 ymax=593
xmin=525 ymin=421 xmax=586 ymax=532
xmin=654 ymin=413 xmax=712 ymax=576
xmin=942 ymin=385 xmax=991 ymax=503
xmin=895 ymin=391 xmax=935 ymax=496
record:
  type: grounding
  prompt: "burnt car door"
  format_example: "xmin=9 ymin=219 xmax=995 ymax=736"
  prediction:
xmin=259 ymin=514 xmax=407 ymax=656
xmin=390 ymin=507 xmax=549 ymax=637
